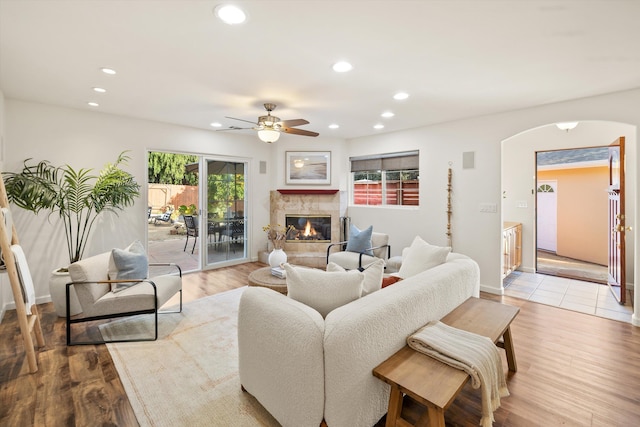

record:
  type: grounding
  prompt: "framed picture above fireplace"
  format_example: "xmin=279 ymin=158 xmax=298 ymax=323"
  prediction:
xmin=286 ymin=151 xmax=331 ymax=185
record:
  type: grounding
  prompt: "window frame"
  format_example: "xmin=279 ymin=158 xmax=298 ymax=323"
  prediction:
xmin=350 ymin=151 xmax=419 ymax=207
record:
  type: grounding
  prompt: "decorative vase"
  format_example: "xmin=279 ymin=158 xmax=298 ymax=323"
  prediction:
xmin=49 ymin=269 xmax=83 ymax=317
xmin=268 ymin=248 xmax=287 ymax=268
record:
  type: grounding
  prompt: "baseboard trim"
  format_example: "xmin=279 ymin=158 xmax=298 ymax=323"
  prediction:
xmin=480 ymin=284 xmax=503 ymax=295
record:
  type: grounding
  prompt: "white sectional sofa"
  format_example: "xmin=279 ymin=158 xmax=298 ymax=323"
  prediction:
xmin=237 ymin=252 xmax=480 ymax=427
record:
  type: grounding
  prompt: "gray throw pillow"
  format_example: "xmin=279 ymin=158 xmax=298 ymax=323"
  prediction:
xmin=345 ymin=224 xmax=374 ymax=255
xmin=110 ymin=240 xmax=149 ymax=293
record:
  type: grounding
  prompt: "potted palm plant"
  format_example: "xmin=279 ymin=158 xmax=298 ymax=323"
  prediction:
xmin=3 ymin=151 xmax=141 ymax=316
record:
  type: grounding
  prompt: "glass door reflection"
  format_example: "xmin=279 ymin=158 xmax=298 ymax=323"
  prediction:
xmin=205 ymin=159 xmax=247 ymax=266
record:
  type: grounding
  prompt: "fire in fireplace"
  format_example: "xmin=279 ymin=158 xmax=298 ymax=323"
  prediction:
xmin=285 ymin=215 xmax=331 ymax=242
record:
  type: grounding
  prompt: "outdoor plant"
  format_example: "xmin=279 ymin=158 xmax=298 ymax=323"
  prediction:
xmin=3 ymin=151 xmax=141 ymax=265
xmin=178 ymin=204 xmax=197 ymax=215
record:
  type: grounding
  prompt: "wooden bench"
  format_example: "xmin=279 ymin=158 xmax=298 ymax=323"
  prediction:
xmin=372 ymin=297 xmax=519 ymax=427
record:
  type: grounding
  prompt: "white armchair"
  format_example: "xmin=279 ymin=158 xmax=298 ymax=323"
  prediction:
xmin=66 ymin=248 xmax=182 ymax=345
xmin=326 ymin=231 xmax=391 ymax=270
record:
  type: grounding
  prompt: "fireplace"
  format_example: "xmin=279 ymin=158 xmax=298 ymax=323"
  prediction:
xmin=285 ymin=215 xmax=331 ymax=242
xmin=266 ymin=190 xmax=345 ymax=267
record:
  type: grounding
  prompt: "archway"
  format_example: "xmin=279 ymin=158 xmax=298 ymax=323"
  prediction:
xmin=501 ymin=121 xmax=636 ymax=322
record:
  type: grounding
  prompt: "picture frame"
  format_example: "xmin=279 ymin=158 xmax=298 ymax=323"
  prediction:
xmin=286 ymin=151 xmax=331 ymax=185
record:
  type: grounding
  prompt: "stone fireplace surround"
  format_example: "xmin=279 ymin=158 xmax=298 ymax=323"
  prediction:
xmin=258 ymin=190 xmax=345 ymax=268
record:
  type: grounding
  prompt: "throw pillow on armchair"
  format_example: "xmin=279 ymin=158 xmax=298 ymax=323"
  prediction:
xmin=345 ymin=224 xmax=373 ymax=255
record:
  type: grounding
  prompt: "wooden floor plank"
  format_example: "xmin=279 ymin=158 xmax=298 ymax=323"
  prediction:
xmin=2 ymin=263 xmax=640 ymax=426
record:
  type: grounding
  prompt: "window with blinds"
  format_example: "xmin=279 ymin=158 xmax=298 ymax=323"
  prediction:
xmin=350 ymin=151 xmax=419 ymax=206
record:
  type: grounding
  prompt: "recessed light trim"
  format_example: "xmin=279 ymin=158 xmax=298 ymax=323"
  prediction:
xmin=210 ymin=122 xmax=222 ymax=127
xmin=93 ymin=87 xmax=106 ymax=93
xmin=328 ymin=124 xmax=339 ymax=129
xmin=381 ymin=111 xmax=394 ymax=118
xmin=374 ymin=124 xmax=384 ymax=130
xmin=87 ymin=102 xmax=99 ymax=107
xmin=214 ymin=4 xmax=247 ymax=24
xmin=393 ymin=92 xmax=409 ymax=100
xmin=332 ymin=61 xmax=353 ymax=73
xmin=101 ymin=68 xmax=116 ymax=75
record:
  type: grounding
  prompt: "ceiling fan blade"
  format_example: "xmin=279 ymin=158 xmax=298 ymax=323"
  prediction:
xmin=281 ymin=126 xmax=319 ymax=137
xmin=280 ymin=118 xmax=309 ymax=127
xmin=216 ymin=126 xmax=252 ymax=131
xmin=225 ymin=116 xmax=258 ymax=125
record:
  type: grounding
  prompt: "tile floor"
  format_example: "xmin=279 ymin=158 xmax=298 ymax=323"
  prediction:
xmin=503 ymin=271 xmax=634 ymax=323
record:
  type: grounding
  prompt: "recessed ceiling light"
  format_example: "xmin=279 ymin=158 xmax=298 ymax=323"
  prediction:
xmin=328 ymin=124 xmax=339 ymax=129
xmin=393 ymin=92 xmax=409 ymax=100
xmin=214 ymin=4 xmax=247 ymax=24
xmin=332 ymin=61 xmax=353 ymax=73
xmin=93 ymin=87 xmax=106 ymax=93
xmin=87 ymin=102 xmax=99 ymax=107
xmin=374 ymin=124 xmax=384 ymax=130
xmin=210 ymin=122 xmax=222 ymax=127
xmin=101 ymin=68 xmax=116 ymax=75
xmin=381 ymin=111 xmax=395 ymax=118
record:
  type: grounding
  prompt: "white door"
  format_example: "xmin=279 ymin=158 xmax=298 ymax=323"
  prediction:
xmin=537 ymin=180 xmax=557 ymax=252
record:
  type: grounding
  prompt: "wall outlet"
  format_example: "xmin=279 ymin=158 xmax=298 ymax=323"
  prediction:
xmin=517 ymin=201 xmax=528 ymax=208
xmin=479 ymin=203 xmax=497 ymax=213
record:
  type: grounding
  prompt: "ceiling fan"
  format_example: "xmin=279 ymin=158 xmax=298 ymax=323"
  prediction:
xmin=220 ymin=103 xmax=319 ymax=143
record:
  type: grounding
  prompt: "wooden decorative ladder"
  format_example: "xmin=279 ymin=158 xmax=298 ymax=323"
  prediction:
xmin=0 ymin=173 xmax=45 ymax=373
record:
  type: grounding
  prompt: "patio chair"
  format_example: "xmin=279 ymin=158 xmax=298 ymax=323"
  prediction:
xmin=183 ymin=214 xmax=198 ymax=253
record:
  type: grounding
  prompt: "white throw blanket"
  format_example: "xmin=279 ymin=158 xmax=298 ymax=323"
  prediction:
xmin=407 ymin=321 xmax=509 ymax=427
xmin=10 ymin=245 xmax=37 ymax=314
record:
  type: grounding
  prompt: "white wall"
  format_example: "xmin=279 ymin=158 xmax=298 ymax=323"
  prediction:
xmin=0 ymin=90 xmax=7 ymax=320
xmin=502 ymin=121 xmax=636 ymax=283
xmin=3 ymin=89 xmax=640 ymax=326
xmin=347 ymin=88 xmax=640 ymax=326
xmin=2 ymin=100 xmax=277 ymax=307
xmin=0 ymin=99 xmax=349 ymax=319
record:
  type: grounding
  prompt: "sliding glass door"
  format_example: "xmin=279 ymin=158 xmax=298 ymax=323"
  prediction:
xmin=147 ymin=152 xmax=248 ymax=272
xmin=204 ymin=159 xmax=247 ymax=267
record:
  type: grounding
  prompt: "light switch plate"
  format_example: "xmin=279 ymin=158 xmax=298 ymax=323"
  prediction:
xmin=479 ymin=203 xmax=497 ymax=213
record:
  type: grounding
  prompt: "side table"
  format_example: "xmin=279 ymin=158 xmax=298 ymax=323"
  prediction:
xmin=248 ymin=266 xmax=287 ymax=294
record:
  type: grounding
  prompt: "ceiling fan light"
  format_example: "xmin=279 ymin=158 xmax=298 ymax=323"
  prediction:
xmin=555 ymin=122 xmax=578 ymax=131
xmin=258 ymin=129 xmax=280 ymax=143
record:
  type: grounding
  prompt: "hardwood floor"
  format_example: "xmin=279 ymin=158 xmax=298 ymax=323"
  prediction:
xmin=0 ymin=262 xmax=261 ymax=427
xmin=2 ymin=263 xmax=640 ymax=426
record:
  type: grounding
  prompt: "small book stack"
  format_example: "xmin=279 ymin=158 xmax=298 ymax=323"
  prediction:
xmin=271 ymin=266 xmax=286 ymax=279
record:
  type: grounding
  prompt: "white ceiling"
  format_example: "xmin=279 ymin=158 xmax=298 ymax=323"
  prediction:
xmin=2 ymin=0 xmax=640 ymax=141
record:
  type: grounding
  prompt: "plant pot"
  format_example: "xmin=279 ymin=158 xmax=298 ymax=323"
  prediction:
xmin=268 ymin=248 xmax=287 ymax=268
xmin=49 ymin=269 xmax=83 ymax=317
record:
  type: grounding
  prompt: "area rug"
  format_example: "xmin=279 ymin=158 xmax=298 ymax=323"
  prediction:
xmin=101 ymin=287 xmax=280 ymax=426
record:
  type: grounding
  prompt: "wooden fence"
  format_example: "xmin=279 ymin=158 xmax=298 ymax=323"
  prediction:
xmin=148 ymin=184 xmax=198 ymax=214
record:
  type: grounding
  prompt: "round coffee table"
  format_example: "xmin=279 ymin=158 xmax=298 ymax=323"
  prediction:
xmin=248 ymin=267 xmax=287 ymax=294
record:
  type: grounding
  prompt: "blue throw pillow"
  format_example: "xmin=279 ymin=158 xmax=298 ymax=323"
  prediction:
xmin=346 ymin=225 xmax=374 ymax=256
xmin=109 ymin=240 xmax=149 ymax=293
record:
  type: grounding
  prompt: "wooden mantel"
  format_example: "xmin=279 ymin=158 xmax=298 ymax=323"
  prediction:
xmin=277 ymin=189 xmax=339 ymax=195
